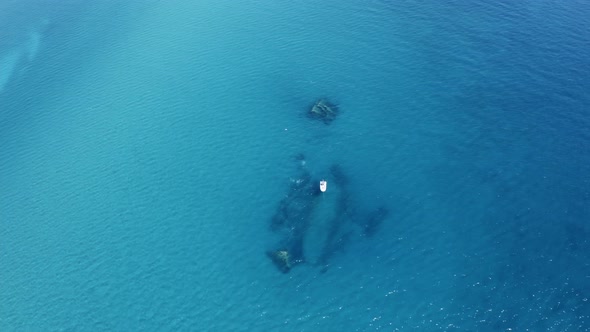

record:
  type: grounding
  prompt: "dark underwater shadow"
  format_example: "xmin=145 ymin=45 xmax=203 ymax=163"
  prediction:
xmin=266 ymin=156 xmax=393 ymax=273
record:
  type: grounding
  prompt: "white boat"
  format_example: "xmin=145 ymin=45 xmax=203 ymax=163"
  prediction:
xmin=319 ymin=180 xmax=327 ymax=192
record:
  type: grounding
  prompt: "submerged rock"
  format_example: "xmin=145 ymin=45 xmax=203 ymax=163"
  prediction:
xmin=308 ymin=99 xmax=339 ymax=124
xmin=267 ymin=250 xmax=292 ymax=273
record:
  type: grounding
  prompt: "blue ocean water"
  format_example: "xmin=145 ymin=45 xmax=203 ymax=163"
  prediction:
xmin=1 ymin=0 xmax=589 ymax=330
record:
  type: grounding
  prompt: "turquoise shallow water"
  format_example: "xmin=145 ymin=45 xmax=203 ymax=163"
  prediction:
xmin=1 ymin=0 xmax=589 ymax=330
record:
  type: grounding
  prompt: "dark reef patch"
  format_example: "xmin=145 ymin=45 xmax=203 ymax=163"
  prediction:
xmin=363 ymin=206 xmax=389 ymax=237
xmin=307 ymin=98 xmax=339 ymax=124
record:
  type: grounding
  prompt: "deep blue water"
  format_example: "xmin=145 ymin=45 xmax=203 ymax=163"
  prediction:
xmin=1 ymin=1 xmax=589 ymax=331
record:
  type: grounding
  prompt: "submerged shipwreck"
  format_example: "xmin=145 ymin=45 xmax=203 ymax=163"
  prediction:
xmin=267 ymin=154 xmax=389 ymax=273
xmin=265 ymin=96 xmax=387 ymax=273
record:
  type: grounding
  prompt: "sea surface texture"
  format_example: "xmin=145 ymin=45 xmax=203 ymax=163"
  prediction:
xmin=1 ymin=1 xmax=589 ymax=331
